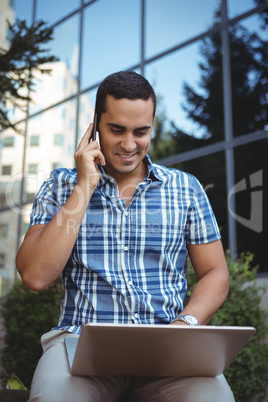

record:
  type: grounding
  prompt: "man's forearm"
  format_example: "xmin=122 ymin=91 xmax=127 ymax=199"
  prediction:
xmin=16 ymin=183 xmax=93 ymax=292
xmin=172 ymin=266 xmax=229 ymax=325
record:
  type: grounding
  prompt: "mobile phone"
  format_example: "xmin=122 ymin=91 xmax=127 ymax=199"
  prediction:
xmin=91 ymin=109 xmax=97 ymax=142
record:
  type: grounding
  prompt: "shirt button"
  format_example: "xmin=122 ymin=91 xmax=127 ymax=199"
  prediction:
xmin=124 ymin=246 xmax=128 ymax=251
xmin=128 ymin=280 xmax=133 ymax=286
xmin=124 ymin=211 xmax=128 ymax=216
xmin=134 ymin=313 xmax=139 ymax=319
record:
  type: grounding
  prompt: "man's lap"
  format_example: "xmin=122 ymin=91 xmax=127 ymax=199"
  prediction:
xmin=29 ymin=330 xmax=235 ymax=402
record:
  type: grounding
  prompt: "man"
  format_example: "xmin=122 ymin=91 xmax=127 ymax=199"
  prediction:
xmin=16 ymin=71 xmax=234 ymax=401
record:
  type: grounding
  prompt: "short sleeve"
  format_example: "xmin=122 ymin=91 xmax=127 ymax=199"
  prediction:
xmin=185 ymin=176 xmax=221 ymax=245
xmin=30 ymin=176 xmax=60 ymax=226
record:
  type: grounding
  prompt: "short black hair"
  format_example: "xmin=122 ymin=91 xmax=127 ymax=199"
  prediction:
xmin=95 ymin=71 xmax=156 ymax=128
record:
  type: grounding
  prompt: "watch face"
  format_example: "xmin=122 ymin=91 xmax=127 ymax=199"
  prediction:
xmin=185 ymin=315 xmax=199 ymax=325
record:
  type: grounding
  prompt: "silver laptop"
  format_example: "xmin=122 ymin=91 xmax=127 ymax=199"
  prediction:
xmin=65 ymin=323 xmax=255 ymax=377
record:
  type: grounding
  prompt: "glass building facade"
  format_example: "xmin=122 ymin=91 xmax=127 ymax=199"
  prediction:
xmin=0 ymin=0 xmax=267 ymax=296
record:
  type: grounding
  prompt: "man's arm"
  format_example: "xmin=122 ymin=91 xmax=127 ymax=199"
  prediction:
xmin=16 ymin=124 xmax=105 ymax=292
xmin=171 ymin=239 xmax=229 ymax=325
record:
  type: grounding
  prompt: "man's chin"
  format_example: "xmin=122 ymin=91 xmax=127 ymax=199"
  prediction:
xmin=104 ymin=162 xmax=139 ymax=177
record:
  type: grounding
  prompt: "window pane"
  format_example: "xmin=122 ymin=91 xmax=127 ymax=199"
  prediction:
xmin=146 ymin=34 xmax=224 ymax=160
xmin=12 ymin=0 xmax=33 ymax=25
xmin=29 ymin=14 xmax=80 ymax=113
xmin=30 ymin=135 xmax=40 ymax=146
xmin=78 ymin=91 xmax=95 ymax=146
xmin=28 ymin=164 xmax=38 ymax=174
xmin=52 ymin=162 xmax=63 ymax=170
xmin=36 ymin=0 xmax=80 ymax=25
xmin=0 ymin=253 xmax=5 ymax=269
xmin=228 ymin=0 xmax=258 ymax=19
xmin=81 ymin=0 xmax=140 ymax=90
xmin=230 ymin=16 xmax=268 ymax=137
xmin=54 ymin=134 xmax=64 ymax=146
xmin=3 ymin=136 xmax=15 ymax=147
xmin=145 ymin=0 xmax=221 ymax=59
xmin=234 ymin=139 xmax=267 ymax=273
xmin=1 ymin=165 xmax=12 ymax=176
xmin=0 ymin=223 xmax=9 ymax=237
xmin=0 ymin=126 xmax=25 ymax=208
xmin=170 ymin=151 xmax=228 ymax=249
xmin=26 ymin=99 xmax=77 ymax=198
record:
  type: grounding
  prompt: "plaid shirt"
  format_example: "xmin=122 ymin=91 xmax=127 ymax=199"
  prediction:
xmin=30 ymin=155 xmax=220 ymax=334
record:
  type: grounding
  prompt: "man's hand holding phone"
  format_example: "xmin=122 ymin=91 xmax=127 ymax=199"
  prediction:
xmin=74 ymin=121 xmax=105 ymax=192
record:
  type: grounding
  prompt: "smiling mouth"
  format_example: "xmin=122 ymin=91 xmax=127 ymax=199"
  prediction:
xmin=117 ymin=153 xmax=137 ymax=159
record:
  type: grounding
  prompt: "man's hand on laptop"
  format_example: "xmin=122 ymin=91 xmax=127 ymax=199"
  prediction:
xmin=170 ymin=320 xmax=188 ymax=326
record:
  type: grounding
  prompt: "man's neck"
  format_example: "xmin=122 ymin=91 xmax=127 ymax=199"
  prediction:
xmin=104 ymin=161 xmax=148 ymax=207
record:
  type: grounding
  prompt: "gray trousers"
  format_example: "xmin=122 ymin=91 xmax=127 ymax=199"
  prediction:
xmin=29 ymin=330 xmax=235 ymax=402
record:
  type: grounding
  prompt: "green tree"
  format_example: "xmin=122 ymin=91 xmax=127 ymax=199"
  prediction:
xmin=0 ymin=19 xmax=58 ymax=131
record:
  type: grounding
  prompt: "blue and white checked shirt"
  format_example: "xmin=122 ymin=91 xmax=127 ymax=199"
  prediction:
xmin=30 ymin=155 xmax=220 ymax=334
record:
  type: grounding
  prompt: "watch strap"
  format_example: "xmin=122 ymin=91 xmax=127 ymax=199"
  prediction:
xmin=171 ymin=314 xmax=199 ymax=326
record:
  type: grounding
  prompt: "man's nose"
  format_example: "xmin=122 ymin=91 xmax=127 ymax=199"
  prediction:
xmin=120 ymin=133 xmax=136 ymax=151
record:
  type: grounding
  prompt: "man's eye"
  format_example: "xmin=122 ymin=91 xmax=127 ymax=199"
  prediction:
xmin=111 ymin=129 xmax=123 ymax=134
xmin=136 ymin=131 xmax=147 ymax=136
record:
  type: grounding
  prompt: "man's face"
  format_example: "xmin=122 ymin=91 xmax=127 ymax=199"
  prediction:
xmin=98 ymin=95 xmax=154 ymax=180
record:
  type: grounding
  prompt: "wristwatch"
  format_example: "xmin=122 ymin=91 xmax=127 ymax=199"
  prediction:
xmin=173 ymin=314 xmax=199 ymax=326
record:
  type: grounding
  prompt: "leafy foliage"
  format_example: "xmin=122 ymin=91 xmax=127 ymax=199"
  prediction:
xmin=0 ymin=278 xmax=63 ymax=389
xmin=1 ymin=252 xmax=267 ymax=400
xmin=186 ymin=251 xmax=268 ymax=402
xmin=0 ymin=19 xmax=58 ymax=131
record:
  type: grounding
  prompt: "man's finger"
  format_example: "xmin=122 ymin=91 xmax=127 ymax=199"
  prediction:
xmin=88 ymin=149 xmax=106 ymax=167
xmin=77 ymin=123 xmax=93 ymax=151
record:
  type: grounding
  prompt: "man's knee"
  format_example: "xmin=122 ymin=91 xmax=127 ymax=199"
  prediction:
xmin=144 ymin=374 xmax=235 ymax=402
xmin=176 ymin=374 xmax=235 ymax=402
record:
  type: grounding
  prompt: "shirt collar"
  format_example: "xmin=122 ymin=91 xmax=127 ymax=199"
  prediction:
xmin=97 ymin=154 xmax=163 ymax=189
xmin=144 ymin=154 xmax=163 ymax=182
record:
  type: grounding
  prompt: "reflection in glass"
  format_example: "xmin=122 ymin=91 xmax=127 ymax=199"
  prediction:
xmin=27 ymin=99 xmax=77 ymax=189
xmin=228 ymin=0 xmax=256 ymax=19
xmin=3 ymin=136 xmax=15 ymax=147
xmin=0 ymin=0 xmax=30 ymax=124
xmin=78 ymin=91 xmax=95 ymax=146
xmin=234 ymin=140 xmax=267 ymax=273
xmin=81 ymin=0 xmax=140 ymax=89
xmin=30 ymin=135 xmax=40 ymax=146
xmin=171 ymin=152 xmax=227 ymax=248
xmin=146 ymin=34 xmax=224 ymax=160
xmin=240 ymin=12 xmax=268 ymax=41
xmin=13 ymin=0 xmax=33 ymax=25
xmin=146 ymin=43 xmax=202 ymax=136
xmin=36 ymin=0 xmax=80 ymax=25
xmin=29 ymin=14 xmax=80 ymax=113
xmin=0 ymin=125 xmax=25 ymax=208
xmin=145 ymin=0 xmax=220 ymax=59
xmin=229 ymin=17 xmax=267 ymax=137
